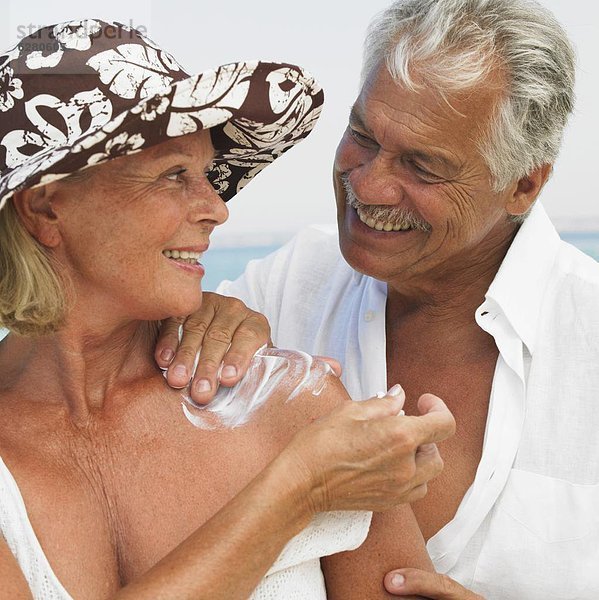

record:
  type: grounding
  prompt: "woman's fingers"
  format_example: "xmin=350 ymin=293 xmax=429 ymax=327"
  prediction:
xmin=407 ymin=393 xmax=457 ymax=446
xmin=384 ymin=568 xmax=485 ymax=599
xmin=313 ymin=356 xmax=342 ymax=377
xmin=349 ymin=385 xmax=407 ymax=419
xmin=283 ymin=386 xmax=455 ymax=513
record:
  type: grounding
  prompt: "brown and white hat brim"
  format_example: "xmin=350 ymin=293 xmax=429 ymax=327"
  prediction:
xmin=0 ymin=20 xmax=324 ymax=210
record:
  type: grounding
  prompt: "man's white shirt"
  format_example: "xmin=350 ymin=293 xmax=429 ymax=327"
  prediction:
xmin=218 ymin=202 xmax=599 ymax=599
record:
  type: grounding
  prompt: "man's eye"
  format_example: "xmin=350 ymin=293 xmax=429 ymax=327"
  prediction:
xmin=165 ymin=168 xmax=187 ymax=182
xmin=412 ymin=162 xmax=432 ymax=176
xmin=409 ymin=161 xmax=443 ymax=183
xmin=349 ymin=127 xmax=375 ymax=147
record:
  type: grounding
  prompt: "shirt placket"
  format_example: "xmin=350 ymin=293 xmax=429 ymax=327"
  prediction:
xmin=427 ymin=302 xmax=527 ymax=573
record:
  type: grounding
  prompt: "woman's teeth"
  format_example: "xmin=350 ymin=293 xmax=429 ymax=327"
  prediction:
xmin=163 ymin=249 xmax=203 ymax=264
xmin=356 ymin=208 xmax=412 ymax=232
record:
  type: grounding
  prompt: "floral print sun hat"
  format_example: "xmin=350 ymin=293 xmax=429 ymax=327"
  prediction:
xmin=0 ymin=19 xmax=324 ymax=211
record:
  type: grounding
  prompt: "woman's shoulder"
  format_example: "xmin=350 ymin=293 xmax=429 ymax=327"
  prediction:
xmin=182 ymin=348 xmax=349 ymax=446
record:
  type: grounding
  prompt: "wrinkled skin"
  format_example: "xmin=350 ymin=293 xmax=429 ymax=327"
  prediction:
xmin=333 ymin=64 xmax=543 ymax=296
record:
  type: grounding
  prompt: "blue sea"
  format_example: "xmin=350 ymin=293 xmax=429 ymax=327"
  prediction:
xmin=201 ymin=232 xmax=599 ymax=291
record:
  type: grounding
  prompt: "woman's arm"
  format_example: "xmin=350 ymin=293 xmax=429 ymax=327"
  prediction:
xmin=0 ymin=454 xmax=310 ymax=600
xmin=120 ymin=389 xmax=452 ymax=600
xmin=115 ymin=451 xmax=312 ymax=600
xmin=0 ymin=537 xmax=32 ymax=600
xmin=1 ymin=390 xmax=453 ymax=600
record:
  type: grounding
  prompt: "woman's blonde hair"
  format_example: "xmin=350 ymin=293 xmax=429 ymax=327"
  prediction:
xmin=0 ymin=198 xmax=68 ymax=336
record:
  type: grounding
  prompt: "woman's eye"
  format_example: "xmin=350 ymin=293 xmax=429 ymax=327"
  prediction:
xmin=165 ymin=168 xmax=187 ymax=182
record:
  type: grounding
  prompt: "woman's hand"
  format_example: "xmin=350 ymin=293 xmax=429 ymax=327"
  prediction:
xmin=155 ymin=293 xmax=271 ymax=403
xmin=384 ymin=569 xmax=485 ymax=599
xmin=280 ymin=387 xmax=455 ymax=514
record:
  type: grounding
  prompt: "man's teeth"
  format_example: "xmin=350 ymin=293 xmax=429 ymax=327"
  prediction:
xmin=163 ymin=250 xmax=203 ymax=264
xmin=356 ymin=208 xmax=412 ymax=231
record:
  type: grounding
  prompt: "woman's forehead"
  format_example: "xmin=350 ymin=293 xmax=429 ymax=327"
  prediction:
xmin=92 ymin=131 xmax=215 ymax=179
xmin=149 ymin=130 xmax=214 ymax=161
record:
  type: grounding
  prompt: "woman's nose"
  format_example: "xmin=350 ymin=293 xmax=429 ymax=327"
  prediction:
xmin=188 ymin=177 xmax=229 ymax=226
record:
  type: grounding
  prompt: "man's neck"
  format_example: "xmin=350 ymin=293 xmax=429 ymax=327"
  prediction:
xmin=385 ymin=231 xmax=514 ymax=364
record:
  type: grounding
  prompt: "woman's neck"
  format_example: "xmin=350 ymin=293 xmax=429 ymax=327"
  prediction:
xmin=0 ymin=317 xmax=159 ymax=424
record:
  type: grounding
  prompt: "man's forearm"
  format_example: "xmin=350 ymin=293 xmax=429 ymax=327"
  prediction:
xmin=322 ymin=505 xmax=433 ymax=599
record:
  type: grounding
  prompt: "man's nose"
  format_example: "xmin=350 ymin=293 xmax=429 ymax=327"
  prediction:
xmin=350 ymin=155 xmax=403 ymax=206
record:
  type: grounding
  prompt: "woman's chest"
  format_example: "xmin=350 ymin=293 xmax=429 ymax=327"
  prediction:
xmin=0 ymin=415 xmax=279 ymax=598
xmin=109 ymin=427 xmax=278 ymax=583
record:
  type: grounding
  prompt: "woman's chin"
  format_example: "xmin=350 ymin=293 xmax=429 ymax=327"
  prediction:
xmin=152 ymin=291 xmax=203 ymax=322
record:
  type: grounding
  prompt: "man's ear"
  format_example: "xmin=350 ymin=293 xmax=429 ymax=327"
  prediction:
xmin=11 ymin=185 xmax=62 ymax=248
xmin=505 ymin=163 xmax=552 ymax=218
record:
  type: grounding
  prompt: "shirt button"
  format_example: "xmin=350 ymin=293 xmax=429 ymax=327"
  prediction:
xmin=364 ymin=310 xmax=375 ymax=322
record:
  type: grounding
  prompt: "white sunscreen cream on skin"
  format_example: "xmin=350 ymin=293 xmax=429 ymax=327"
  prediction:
xmin=173 ymin=347 xmax=334 ymax=430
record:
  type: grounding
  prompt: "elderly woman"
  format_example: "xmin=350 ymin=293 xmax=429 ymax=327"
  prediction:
xmin=0 ymin=20 xmax=454 ymax=600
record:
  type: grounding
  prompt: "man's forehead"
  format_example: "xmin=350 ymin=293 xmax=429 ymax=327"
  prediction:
xmin=349 ymin=105 xmax=368 ymax=129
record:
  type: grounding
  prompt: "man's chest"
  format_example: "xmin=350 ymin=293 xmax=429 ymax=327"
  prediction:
xmin=386 ymin=354 xmax=496 ymax=541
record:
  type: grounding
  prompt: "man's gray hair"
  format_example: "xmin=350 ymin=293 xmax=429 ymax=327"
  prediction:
xmin=362 ymin=0 xmax=576 ymax=196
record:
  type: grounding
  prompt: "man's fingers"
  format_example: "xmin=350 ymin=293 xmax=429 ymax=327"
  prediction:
xmin=164 ymin=311 xmax=213 ymax=391
xmin=217 ymin=314 xmax=272 ymax=387
xmin=182 ymin=295 xmax=271 ymax=404
xmin=155 ymin=317 xmax=185 ymax=369
xmin=187 ymin=326 xmax=233 ymax=404
xmin=384 ymin=568 xmax=484 ymax=599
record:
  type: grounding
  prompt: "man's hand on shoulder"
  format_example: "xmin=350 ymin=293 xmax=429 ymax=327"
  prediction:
xmin=155 ymin=292 xmax=271 ymax=403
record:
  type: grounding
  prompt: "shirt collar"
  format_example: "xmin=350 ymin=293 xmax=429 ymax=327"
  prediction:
xmin=481 ymin=202 xmax=561 ymax=354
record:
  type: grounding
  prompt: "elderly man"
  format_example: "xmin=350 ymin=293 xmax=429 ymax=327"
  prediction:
xmin=157 ymin=0 xmax=599 ymax=598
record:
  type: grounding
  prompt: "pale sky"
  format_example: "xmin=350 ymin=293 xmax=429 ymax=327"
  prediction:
xmin=3 ymin=0 xmax=598 ymax=243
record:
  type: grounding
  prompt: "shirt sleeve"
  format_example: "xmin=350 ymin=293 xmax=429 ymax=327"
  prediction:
xmin=215 ymin=234 xmax=305 ymax=341
xmin=216 ymin=251 xmax=276 ymax=315
xmin=215 ymin=226 xmax=341 ymax=347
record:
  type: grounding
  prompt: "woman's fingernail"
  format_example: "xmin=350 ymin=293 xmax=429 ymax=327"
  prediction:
xmin=387 ymin=384 xmax=404 ymax=397
xmin=160 ymin=349 xmax=174 ymax=363
xmin=221 ymin=365 xmax=237 ymax=379
xmin=391 ymin=573 xmax=405 ymax=587
xmin=173 ymin=365 xmax=188 ymax=380
xmin=195 ymin=379 xmax=211 ymax=393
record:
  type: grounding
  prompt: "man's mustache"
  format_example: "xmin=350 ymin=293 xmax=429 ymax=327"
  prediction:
xmin=341 ymin=173 xmax=431 ymax=232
